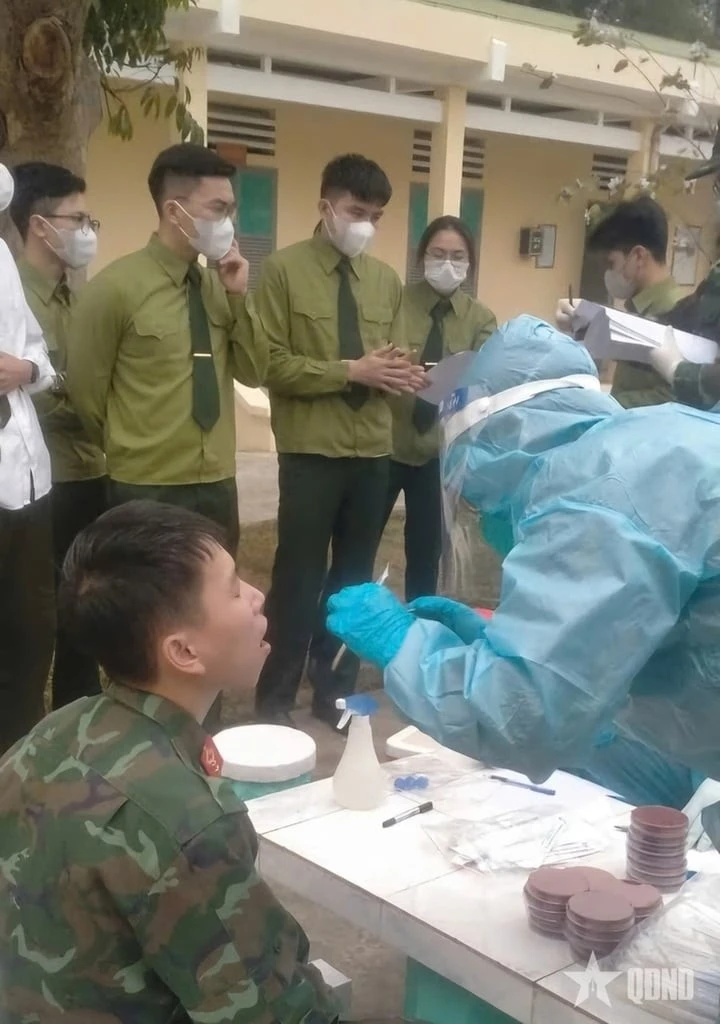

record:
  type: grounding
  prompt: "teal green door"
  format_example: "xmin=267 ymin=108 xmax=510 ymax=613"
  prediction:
xmin=232 ymin=167 xmax=277 ymax=290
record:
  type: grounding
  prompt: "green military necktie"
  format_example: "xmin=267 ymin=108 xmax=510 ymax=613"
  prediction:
xmin=187 ymin=263 xmax=220 ymax=432
xmin=337 ymin=256 xmax=368 ymax=410
xmin=412 ymin=298 xmax=452 ymax=434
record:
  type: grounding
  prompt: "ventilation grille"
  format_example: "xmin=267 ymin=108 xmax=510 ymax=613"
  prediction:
xmin=412 ymin=129 xmax=433 ymax=174
xmin=412 ymin=129 xmax=486 ymax=181
xmin=592 ymin=152 xmax=629 ymax=190
xmin=208 ymin=104 xmax=276 ymax=157
xmin=238 ymin=236 xmax=274 ymax=291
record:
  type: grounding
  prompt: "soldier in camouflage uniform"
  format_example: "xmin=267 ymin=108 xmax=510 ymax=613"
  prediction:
xmin=651 ymin=142 xmax=720 ymax=408
xmin=0 ymin=500 xmax=342 ymax=1023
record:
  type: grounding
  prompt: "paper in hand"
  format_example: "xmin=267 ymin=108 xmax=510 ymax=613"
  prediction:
xmin=573 ymin=303 xmax=717 ymax=366
xmin=418 ymin=351 xmax=477 ymax=406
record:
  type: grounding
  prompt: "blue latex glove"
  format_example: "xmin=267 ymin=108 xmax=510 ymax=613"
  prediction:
xmin=409 ymin=597 xmax=487 ymax=645
xmin=327 ymin=584 xmax=414 ymax=668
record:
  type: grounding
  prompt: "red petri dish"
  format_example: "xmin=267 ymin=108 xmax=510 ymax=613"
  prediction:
xmin=526 ymin=867 xmax=590 ymax=904
xmin=567 ymin=891 xmax=635 ymax=928
xmin=524 ymin=891 xmax=567 ymax=914
xmin=631 ymin=806 xmax=689 ymax=837
xmin=578 ymin=867 xmax=620 ymax=889
xmin=565 ymin=915 xmax=636 ymax=940
xmin=616 ymin=881 xmax=663 ymax=915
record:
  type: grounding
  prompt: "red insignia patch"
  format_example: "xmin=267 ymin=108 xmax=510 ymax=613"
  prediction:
xmin=201 ymin=737 xmax=224 ymax=777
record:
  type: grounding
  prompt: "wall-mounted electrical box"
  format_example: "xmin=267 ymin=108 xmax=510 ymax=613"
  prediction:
xmin=519 ymin=228 xmax=544 ymax=257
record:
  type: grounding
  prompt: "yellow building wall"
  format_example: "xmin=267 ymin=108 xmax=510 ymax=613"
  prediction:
xmin=86 ymin=89 xmax=179 ymax=276
xmin=478 ymin=133 xmax=593 ymax=324
xmin=268 ymin=102 xmax=415 ymax=274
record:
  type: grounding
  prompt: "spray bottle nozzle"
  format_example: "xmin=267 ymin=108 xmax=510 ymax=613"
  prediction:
xmin=335 ymin=695 xmax=379 ymax=731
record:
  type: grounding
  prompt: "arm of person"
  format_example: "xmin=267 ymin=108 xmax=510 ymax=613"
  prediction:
xmin=65 ymin=272 xmax=125 ymax=447
xmin=22 ymin=302 xmax=54 ymax=394
xmin=116 ymin=810 xmax=339 ymax=1023
xmin=472 ymin=306 xmax=497 ymax=350
xmin=258 ymin=259 xmax=350 ymax=398
xmin=383 ymin=505 xmax=692 ymax=782
xmin=227 ymin=293 xmax=270 ymax=388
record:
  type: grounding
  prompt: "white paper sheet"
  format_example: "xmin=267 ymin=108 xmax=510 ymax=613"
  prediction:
xmin=574 ymin=301 xmax=717 ymax=366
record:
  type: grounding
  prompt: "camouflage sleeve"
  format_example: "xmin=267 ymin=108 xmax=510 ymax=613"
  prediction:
xmin=664 ymin=263 xmax=720 ymax=344
xmin=109 ymin=810 xmax=340 ymax=1024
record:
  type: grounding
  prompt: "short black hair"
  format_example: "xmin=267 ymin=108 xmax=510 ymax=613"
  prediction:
xmin=320 ymin=154 xmax=392 ymax=206
xmin=10 ymin=162 xmax=86 ymax=240
xmin=148 ymin=143 xmax=235 ymax=211
xmin=59 ymin=501 xmax=226 ymax=686
xmin=587 ymin=196 xmax=669 ymax=264
xmin=417 ymin=215 xmax=477 ymax=273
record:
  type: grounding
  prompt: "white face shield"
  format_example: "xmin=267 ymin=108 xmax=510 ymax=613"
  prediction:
xmin=437 ymin=374 xmax=602 ymax=604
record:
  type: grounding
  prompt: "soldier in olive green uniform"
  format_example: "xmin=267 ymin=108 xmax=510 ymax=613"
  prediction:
xmin=585 ymin=196 xmax=682 ymax=408
xmin=0 ymin=501 xmax=340 ymax=1022
xmin=67 ymin=145 xmax=267 ymax=556
xmin=11 ymin=163 xmax=106 ymax=708
xmin=386 ymin=216 xmax=496 ymax=600
xmin=254 ymin=155 xmax=423 ymax=727
xmin=651 ymin=145 xmax=720 ymax=408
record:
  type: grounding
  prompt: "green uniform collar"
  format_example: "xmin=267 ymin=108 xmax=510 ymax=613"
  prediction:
xmin=146 ymin=233 xmax=196 ymax=287
xmin=411 ymin=277 xmax=471 ymax=318
xmin=107 ymin=680 xmax=211 ymax=770
xmin=310 ymin=232 xmax=368 ymax=279
xmin=628 ymin=276 xmax=681 ymax=317
xmin=18 ymin=258 xmax=69 ymax=307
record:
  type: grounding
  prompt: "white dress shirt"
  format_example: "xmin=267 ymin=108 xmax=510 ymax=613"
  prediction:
xmin=0 ymin=239 xmax=54 ymax=511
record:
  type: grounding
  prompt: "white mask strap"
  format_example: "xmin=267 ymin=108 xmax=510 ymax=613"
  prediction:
xmin=442 ymin=374 xmax=602 ymax=447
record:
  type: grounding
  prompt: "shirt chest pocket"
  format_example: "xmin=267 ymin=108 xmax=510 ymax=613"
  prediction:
xmin=126 ymin=313 xmax=190 ymax=368
xmin=291 ymin=299 xmax=336 ymax=358
xmin=359 ymin=302 xmax=394 ymax=348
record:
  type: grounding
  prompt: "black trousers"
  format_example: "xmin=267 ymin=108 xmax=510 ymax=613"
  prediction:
xmin=255 ymin=454 xmax=389 ymax=714
xmin=107 ymin=477 xmax=240 ymax=557
xmin=50 ymin=478 xmax=107 ymax=709
xmin=383 ymin=458 xmax=442 ymax=602
xmin=0 ymin=496 xmax=55 ymax=754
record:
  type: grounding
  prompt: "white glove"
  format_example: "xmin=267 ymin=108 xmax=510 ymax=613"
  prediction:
xmin=555 ymin=297 xmax=579 ymax=331
xmin=649 ymin=325 xmax=684 ymax=384
xmin=683 ymin=778 xmax=720 ymax=852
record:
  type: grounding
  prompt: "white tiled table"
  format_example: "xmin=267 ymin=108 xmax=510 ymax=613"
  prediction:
xmin=247 ymin=751 xmax=666 ymax=1023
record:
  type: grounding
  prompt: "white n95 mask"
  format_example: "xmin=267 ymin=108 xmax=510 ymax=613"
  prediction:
xmin=325 ymin=206 xmax=375 ymax=259
xmin=45 ymin=224 xmax=98 ymax=270
xmin=425 ymin=258 xmax=469 ymax=296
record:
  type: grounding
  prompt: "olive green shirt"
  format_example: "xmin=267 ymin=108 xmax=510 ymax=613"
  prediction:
xmin=66 ymin=235 xmax=267 ymax=486
xmin=391 ymin=280 xmax=497 ymax=467
xmin=611 ymin=276 xmax=684 ymax=409
xmin=256 ymin=235 xmax=405 ymax=458
xmin=19 ymin=260 xmax=105 ymax=483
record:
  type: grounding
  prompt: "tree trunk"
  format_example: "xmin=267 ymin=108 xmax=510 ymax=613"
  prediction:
xmin=0 ymin=0 xmax=101 ymax=176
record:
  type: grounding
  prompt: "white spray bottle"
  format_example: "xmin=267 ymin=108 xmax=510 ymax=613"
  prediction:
xmin=332 ymin=695 xmax=386 ymax=811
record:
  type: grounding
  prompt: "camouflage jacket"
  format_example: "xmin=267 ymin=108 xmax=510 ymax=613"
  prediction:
xmin=664 ymin=262 xmax=720 ymax=410
xmin=0 ymin=683 xmax=338 ymax=1023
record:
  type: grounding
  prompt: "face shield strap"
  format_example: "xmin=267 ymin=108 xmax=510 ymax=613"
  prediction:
xmin=441 ymin=374 xmax=602 ymax=448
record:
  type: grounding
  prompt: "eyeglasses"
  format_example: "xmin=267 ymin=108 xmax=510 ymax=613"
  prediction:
xmin=43 ymin=213 xmax=100 ymax=234
xmin=427 ymin=248 xmax=469 ymax=262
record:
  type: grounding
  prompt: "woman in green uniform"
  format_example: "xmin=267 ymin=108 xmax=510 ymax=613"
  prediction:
xmin=385 ymin=215 xmax=497 ymax=600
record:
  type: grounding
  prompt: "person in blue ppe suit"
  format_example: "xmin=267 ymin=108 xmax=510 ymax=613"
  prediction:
xmin=327 ymin=316 xmax=720 ymax=849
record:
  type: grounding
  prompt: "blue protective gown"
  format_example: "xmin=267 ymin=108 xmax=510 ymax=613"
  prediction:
xmin=384 ymin=316 xmax=720 ymax=822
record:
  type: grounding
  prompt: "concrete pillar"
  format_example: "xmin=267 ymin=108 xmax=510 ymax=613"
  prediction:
xmin=428 ymin=86 xmax=467 ymax=220
xmin=628 ymin=120 xmax=661 ymax=181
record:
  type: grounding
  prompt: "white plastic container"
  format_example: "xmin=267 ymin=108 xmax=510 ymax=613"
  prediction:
xmin=214 ymin=724 xmax=316 ymax=801
xmin=332 ymin=695 xmax=386 ymax=811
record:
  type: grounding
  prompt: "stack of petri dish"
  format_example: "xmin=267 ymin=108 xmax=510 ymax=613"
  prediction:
xmin=565 ymin=891 xmax=636 ymax=961
xmin=523 ymin=867 xmax=590 ymax=936
xmin=626 ymin=806 xmax=688 ymax=892
xmin=617 ymin=880 xmax=663 ymax=923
